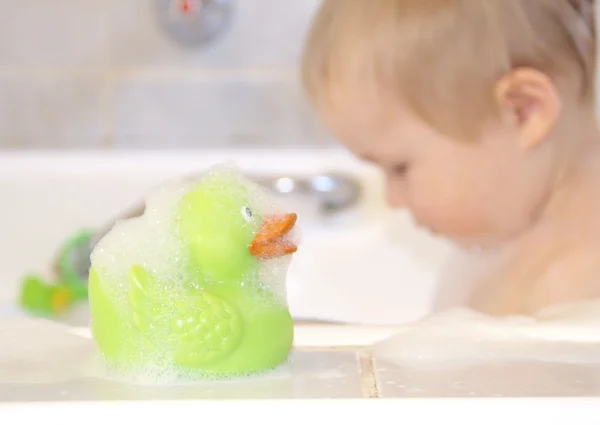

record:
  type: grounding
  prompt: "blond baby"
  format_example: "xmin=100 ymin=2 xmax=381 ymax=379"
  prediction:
xmin=301 ymin=0 xmax=599 ymax=316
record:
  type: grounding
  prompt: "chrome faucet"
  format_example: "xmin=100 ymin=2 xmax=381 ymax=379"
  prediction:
xmin=254 ymin=173 xmax=362 ymax=215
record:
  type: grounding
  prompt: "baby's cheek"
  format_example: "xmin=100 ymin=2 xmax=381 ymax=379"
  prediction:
xmin=411 ymin=189 xmax=491 ymax=238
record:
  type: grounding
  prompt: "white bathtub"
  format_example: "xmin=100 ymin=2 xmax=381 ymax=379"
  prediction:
xmin=0 ymin=147 xmax=453 ymax=325
xmin=1 ymin=148 xmax=598 ymax=423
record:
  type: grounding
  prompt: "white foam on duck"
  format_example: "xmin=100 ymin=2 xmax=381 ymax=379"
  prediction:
xmin=90 ymin=163 xmax=293 ymax=309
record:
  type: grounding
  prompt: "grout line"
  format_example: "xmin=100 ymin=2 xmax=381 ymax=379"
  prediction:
xmin=358 ymin=350 xmax=380 ymax=399
xmin=292 ymin=346 xmax=380 ymax=398
xmin=111 ymin=68 xmax=298 ymax=81
xmin=0 ymin=67 xmax=298 ymax=81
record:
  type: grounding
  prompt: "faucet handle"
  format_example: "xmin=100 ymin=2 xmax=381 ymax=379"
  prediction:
xmin=157 ymin=0 xmax=234 ymax=46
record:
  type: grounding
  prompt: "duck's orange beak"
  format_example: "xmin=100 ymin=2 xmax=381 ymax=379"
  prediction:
xmin=248 ymin=213 xmax=297 ymax=260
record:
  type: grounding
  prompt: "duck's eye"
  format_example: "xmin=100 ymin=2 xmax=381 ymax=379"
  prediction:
xmin=241 ymin=206 xmax=253 ymax=221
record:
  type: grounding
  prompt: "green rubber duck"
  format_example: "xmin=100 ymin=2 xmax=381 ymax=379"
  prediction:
xmin=88 ymin=167 xmax=298 ymax=379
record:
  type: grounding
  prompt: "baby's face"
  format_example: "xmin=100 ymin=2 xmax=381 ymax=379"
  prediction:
xmin=318 ymin=92 xmax=556 ymax=249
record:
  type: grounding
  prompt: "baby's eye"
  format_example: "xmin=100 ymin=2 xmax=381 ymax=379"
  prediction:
xmin=392 ymin=163 xmax=409 ymax=176
xmin=241 ymin=206 xmax=253 ymax=222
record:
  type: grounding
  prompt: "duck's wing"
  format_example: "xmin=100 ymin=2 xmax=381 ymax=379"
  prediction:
xmin=128 ymin=265 xmax=173 ymax=332
xmin=168 ymin=290 xmax=244 ymax=367
xmin=128 ymin=265 xmax=244 ymax=367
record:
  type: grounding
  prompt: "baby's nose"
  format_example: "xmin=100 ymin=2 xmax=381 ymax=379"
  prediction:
xmin=385 ymin=181 xmax=409 ymax=209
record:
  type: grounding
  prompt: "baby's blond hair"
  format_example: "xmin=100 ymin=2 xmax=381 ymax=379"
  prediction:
xmin=301 ymin=0 xmax=596 ymax=141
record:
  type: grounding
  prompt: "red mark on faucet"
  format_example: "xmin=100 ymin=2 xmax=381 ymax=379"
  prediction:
xmin=178 ymin=0 xmax=196 ymax=14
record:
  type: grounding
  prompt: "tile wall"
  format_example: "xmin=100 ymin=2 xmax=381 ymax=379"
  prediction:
xmin=0 ymin=0 xmax=330 ymax=149
xmin=3 ymin=1 xmax=598 ymax=150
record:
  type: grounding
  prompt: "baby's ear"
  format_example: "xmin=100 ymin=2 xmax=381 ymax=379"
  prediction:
xmin=494 ymin=68 xmax=561 ymax=150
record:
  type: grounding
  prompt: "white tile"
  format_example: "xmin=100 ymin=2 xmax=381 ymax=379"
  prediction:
xmin=108 ymin=0 xmax=321 ymax=68
xmin=0 ymin=74 xmax=108 ymax=148
xmin=113 ymin=75 xmax=328 ymax=147
xmin=0 ymin=0 xmax=111 ymax=67
xmin=374 ymin=358 xmax=600 ymax=398
xmin=0 ymin=351 xmax=363 ymax=400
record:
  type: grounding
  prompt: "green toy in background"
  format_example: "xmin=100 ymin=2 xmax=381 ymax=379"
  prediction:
xmin=88 ymin=165 xmax=299 ymax=380
xmin=18 ymin=230 xmax=94 ymax=317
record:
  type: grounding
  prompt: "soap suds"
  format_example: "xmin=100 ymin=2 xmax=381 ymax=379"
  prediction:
xmin=373 ymin=299 xmax=600 ymax=366
xmin=91 ymin=177 xmax=192 ymax=310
